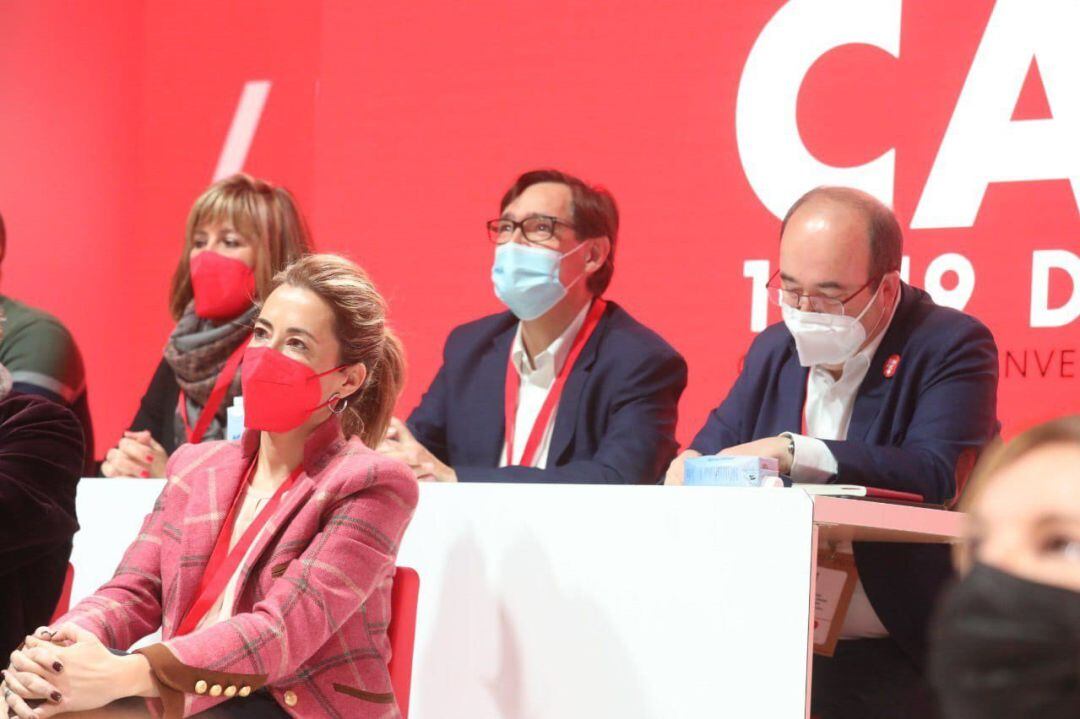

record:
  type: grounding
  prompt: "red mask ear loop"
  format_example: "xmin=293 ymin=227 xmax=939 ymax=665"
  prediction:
xmin=315 ymin=364 xmax=354 ymax=413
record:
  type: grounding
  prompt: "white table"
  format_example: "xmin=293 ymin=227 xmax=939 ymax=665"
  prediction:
xmin=71 ymin=480 xmax=963 ymax=718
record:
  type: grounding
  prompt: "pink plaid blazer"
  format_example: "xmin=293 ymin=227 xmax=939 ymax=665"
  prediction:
xmin=56 ymin=417 xmax=418 ymax=718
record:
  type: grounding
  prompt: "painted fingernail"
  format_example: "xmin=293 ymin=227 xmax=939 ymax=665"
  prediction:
xmin=50 ymin=691 xmax=62 ymax=703
xmin=52 ymin=661 xmax=63 ymax=672
xmin=141 ymin=471 xmax=150 ymax=478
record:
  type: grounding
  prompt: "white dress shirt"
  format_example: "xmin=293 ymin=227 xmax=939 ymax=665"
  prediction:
xmin=789 ymin=289 xmax=901 ymax=640
xmin=498 ymin=304 xmax=591 ymax=469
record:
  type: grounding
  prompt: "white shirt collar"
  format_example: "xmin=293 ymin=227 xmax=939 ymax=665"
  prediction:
xmin=510 ymin=302 xmax=592 ymax=384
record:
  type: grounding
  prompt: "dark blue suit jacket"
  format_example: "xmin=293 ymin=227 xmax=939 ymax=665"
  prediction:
xmin=691 ymin=283 xmax=999 ymax=664
xmin=407 ymin=301 xmax=687 ymax=484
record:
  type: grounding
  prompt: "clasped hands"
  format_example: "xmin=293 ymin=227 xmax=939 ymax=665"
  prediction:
xmin=377 ymin=418 xmax=457 ymax=483
xmin=102 ymin=431 xmax=167 ymax=479
xmin=1 ymin=625 xmax=150 ymax=718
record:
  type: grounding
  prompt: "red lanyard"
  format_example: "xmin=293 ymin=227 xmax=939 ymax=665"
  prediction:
xmin=801 ymin=371 xmax=811 ymax=435
xmin=503 ymin=299 xmax=607 ymax=467
xmin=178 ymin=336 xmax=250 ymax=444
xmin=175 ymin=460 xmax=303 ymax=636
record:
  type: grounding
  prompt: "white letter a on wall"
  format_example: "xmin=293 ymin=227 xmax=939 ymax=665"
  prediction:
xmin=912 ymin=0 xmax=1080 ymax=229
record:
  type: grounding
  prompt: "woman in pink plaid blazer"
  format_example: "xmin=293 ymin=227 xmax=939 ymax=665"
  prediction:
xmin=2 ymin=255 xmax=417 ymax=719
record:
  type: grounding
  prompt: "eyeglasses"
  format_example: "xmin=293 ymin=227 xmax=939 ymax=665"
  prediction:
xmin=486 ymin=215 xmax=577 ymax=246
xmin=766 ymin=270 xmax=881 ymax=316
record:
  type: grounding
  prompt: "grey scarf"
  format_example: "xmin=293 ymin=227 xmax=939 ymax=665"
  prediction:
xmin=163 ymin=303 xmax=256 ymax=447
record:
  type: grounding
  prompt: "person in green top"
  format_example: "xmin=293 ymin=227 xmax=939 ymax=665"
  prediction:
xmin=0 ymin=210 xmax=94 ymax=473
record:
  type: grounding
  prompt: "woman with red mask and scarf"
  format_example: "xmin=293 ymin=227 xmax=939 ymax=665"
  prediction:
xmin=2 ymin=255 xmax=415 ymax=718
xmin=102 ymin=174 xmax=311 ymax=478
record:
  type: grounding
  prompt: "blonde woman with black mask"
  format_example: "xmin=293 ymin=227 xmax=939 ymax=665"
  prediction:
xmin=929 ymin=416 xmax=1080 ymax=719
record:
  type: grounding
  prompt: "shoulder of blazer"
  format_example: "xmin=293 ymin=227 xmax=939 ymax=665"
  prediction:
xmin=162 ymin=439 xmax=245 ymax=498
xmin=888 ymin=284 xmax=998 ymax=358
xmin=0 ymin=391 xmax=82 ymax=438
xmin=168 ymin=438 xmax=244 ymax=472
xmin=0 ymin=392 xmax=82 ymax=497
xmin=312 ymin=437 xmax=419 ymax=508
xmin=598 ymin=302 xmax=683 ymax=362
xmin=744 ymin=319 xmax=798 ymax=365
xmin=442 ymin=311 xmax=518 ymax=358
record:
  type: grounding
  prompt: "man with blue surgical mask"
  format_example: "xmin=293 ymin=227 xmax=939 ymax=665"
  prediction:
xmin=378 ymin=168 xmax=686 ymax=484
xmin=667 ymin=187 xmax=1000 ymax=719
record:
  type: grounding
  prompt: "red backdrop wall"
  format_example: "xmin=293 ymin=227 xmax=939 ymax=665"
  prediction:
xmin=1 ymin=0 xmax=1077 ymax=460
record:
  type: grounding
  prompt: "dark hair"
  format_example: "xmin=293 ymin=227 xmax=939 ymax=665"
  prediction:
xmin=499 ymin=169 xmax=618 ymax=295
xmin=780 ymin=186 xmax=903 ymax=280
xmin=0 ymin=210 xmax=6 ymax=265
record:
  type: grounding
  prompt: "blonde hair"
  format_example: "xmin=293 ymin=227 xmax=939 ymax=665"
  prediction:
xmin=955 ymin=415 xmax=1080 ymax=570
xmin=960 ymin=415 xmax=1080 ymax=512
xmin=273 ymin=254 xmax=406 ymax=446
xmin=169 ymin=174 xmax=312 ymax=320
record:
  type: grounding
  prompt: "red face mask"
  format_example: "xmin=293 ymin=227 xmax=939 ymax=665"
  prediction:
xmin=190 ymin=251 xmax=257 ymax=320
xmin=241 ymin=346 xmax=346 ymax=432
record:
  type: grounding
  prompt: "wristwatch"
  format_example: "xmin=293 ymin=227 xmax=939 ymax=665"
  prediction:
xmin=778 ymin=432 xmax=796 ymax=471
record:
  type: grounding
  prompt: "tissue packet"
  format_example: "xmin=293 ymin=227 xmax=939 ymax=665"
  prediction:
xmin=684 ymin=455 xmax=781 ymax=487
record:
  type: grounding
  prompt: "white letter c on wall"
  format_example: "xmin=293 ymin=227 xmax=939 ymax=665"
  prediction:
xmin=736 ymin=0 xmax=900 ymax=219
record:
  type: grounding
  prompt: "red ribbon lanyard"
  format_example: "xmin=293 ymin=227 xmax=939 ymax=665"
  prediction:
xmin=503 ymin=299 xmax=607 ymax=467
xmin=801 ymin=371 xmax=811 ymax=436
xmin=178 ymin=336 xmax=250 ymax=444
xmin=175 ymin=460 xmax=303 ymax=636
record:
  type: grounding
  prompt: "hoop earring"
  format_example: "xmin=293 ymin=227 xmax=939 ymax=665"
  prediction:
xmin=328 ymin=393 xmax=349 ymax=415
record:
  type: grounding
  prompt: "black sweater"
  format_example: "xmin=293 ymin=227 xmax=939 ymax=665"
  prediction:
xmin=128 ymin=357 xmax=184 ymax=455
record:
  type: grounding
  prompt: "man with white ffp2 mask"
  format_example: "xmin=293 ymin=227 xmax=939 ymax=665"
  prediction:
xmin=666 ymin=187 xmax=1000 ymax=719
xmin=378 ymin=169 xmax=686 ymax=484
